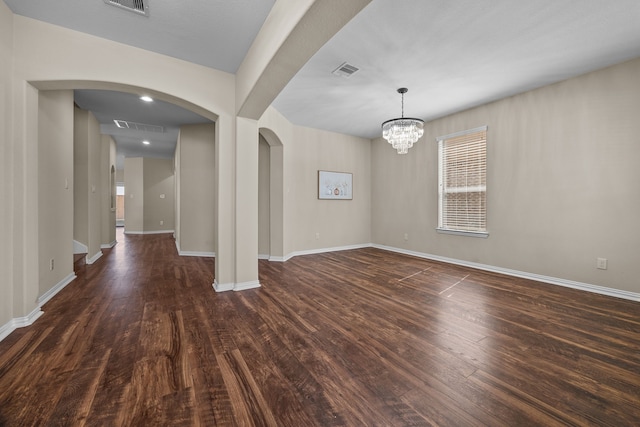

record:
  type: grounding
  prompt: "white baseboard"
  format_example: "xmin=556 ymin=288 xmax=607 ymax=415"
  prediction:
xmin=101 ymin=240 xmax=117 ymax=249
xmin=86 ymin=250 xmax=103 ymax=265
xmin=234 ymin=280 xmax=261 ymax=291
xmin=269 ymin=242 xmax=639 ymax=301
xmin=175 ymin=240 xmax=215 ymax=257
xmin=282 ymin=243 xmax=372 ymax=262
xmin=73 ymin=240 xmax=88 ymax=254
xmin=180 ymin=251 xmax=215 ymax=257
xmin=125 ymin=230 xmax=175 ymax=235
xmin=372 ymin=244 xmax=640 ymax=302
xmin=0 ymin=307 xmax=44 ymax=342
xmin=258 ymin=254 xmax=270 ymax=260
xmin=213 ymin=280 xmax=234 ymax=293
xmin=212 ymin=279 xmax=261 ymax=292
xmin=37 ymin=272 xmax=76 ymax=306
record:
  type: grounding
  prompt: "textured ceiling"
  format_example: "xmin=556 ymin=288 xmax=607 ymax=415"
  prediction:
xmin=3 ymin=0 xmax=275 ymax=73
xmin=272 ymin=0 xmax=640 ymax=139
xmin=5 ymin=0 xmax=640 ymax=160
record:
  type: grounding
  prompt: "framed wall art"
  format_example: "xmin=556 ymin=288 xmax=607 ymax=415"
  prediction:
xmin=318 ymin=170 xmax=352 ymax=200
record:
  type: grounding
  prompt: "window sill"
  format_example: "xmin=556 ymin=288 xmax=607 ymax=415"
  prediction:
xmin=436 ymin=228 xmax=489 ymax=238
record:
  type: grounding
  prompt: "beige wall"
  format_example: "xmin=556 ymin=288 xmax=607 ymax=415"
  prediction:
xmin=143 ymin=158 xmax=175 ymax=233
xmin=258 ymin=107 xmax=372 ymax=258
xmin=258 ymin=108 xmax=290 ymax=258
xmin=372 ymin=57 xmax=640 ymax=295
xmin=101 ymin=135 xmax=116 ymax=247
xmin=0 ymin=1 xmax=13 ymax=328
xmin=124 ymin=158 xmax=144 ymax=233
xmin=73 ymin=108 xmax=89 ymax=246
xmin=174 ymin=136 xmax=181 ymax=243
xmin=73 ymin=108 xmax=103 ymax=261
xmin=258 ymin=136 xmax=270 ymax=256
xmin=87 ymin=109 xmax=102 ymax=260
xmin=176 ymin=124 xmax=216 ymax=254
xmin=125 ymin=157 xmax=175 ymax=233
xmin=289 ymin=125 xmax=371 ymax=253
xmin=38 ymin=91 xmax=74 ymax=297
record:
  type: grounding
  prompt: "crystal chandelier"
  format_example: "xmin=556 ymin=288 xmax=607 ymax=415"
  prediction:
xmin=382 ymin=88 xmax=424 ymax=154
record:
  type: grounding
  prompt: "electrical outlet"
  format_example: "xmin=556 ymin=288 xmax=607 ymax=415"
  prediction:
xmin=315 ymin=232 xmax=320 ymax=240
xmin=160 ymin=220 xmax=164 ymax=225
xmin=597 ymin=258 xmax=608 ymax=270
xmin=404 ymin=233 xmax=409 ymax=241
xmin=50 ymin=258 xmax=54 ymax=271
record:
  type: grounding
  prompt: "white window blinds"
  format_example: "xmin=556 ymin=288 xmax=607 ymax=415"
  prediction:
xmin=438 ymin=126 xmax=487 ymax=235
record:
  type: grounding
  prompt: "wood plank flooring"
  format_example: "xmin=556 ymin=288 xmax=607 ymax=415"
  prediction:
xmin=0 ymin=229 xmax=639 ymax=426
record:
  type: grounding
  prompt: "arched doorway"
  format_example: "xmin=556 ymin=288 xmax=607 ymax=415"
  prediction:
xmin=258 ymin=127 xmax=284 ymax=261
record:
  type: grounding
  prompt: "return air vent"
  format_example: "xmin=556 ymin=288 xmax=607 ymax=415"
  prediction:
xmin=332 ymin=62 xmax=360 ymax=78
xmin=104 ymin=0 xmax=149 ymax=16
xmin=114 ymin=120 xmax=164 ymax=133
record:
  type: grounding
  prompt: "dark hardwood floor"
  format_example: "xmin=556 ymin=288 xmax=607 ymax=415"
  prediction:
xmin=0 ymin=229 xmax=639 ymax=426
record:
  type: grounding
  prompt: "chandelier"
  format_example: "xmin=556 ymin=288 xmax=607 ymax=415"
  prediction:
xmin=382 ymin=88 xmax=424 ymax=154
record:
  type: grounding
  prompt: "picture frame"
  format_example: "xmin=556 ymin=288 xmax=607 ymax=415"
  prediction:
xmin=318 ymin=170 xmax=352 ymax=200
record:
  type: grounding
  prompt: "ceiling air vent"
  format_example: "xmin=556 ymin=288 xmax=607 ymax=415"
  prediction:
xmin=332 ymin=62 xmax=360 ymax=78
xmin=104 ymin=0 xmax=149 ymax=17
xmin=114 ymin=120 xmax=164 ymax=133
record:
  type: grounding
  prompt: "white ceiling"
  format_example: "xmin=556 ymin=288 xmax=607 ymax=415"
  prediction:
xmin=74 ymin=89 xmax=212 ymax=169
xmin=273 ymin=0 xmax=640 ymax=139
xmin=5 ymin=0 xmax=640 ymax=159
xmin=3 ymin=0 xmax=275 ymax=73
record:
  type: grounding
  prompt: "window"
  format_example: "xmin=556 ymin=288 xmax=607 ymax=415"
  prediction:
xmin=437 ymin=126 xmax=488 ymax=237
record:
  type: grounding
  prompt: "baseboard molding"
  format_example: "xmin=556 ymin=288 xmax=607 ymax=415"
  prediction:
xmin=234 ymin=280 xmax=261 ymax=291
xmin=73 ymin=240 xmax=88 ymax=254
xmin=282 ymin=243 xmax=373 ymax=262
xmin=372 ymin=244 xmax=640 ymax=302
xmin=125 ymin=230 xmax=175 ymax=235
xmin=213 ymin=280 xmax=234 ymax=293
xmin=212 ymin=279 xmax=261 ymax=292
xmin=269 ymin=256 xmax=286 ymax=262
xmin=258 ymin=254 xmax=270 ymax=260
xmin=101 ymin=240 xmax=117 ymax=249
xmin=37 ymin=272 xmax=76 ymax=306
xmin=0 ymin=307 xmax=44 ymax=343
xmin=175 ymin=240 xmax=215 ymax=257
xmin=86 ymin=250 xmax=103 ymax=265
xmin=179 ymin=251 xmax=215 ymax=257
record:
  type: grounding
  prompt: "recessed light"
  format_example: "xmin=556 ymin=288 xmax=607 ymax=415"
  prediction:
xmin=142 ymin=140 xmax=150 ymax=145
xmin=140 ymin=95 xmax=153 ymax=102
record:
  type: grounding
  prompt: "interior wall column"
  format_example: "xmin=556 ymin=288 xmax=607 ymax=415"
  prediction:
xmin=12 ymin=82 xmax=42 ymax=321
xmin=213 ymin=115 xmax=236 ymax=291
xmin=233 ymin=117 xmax=260 ymax=290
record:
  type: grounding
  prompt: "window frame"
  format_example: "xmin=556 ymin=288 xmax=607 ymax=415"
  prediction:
xmin=437 ymin=126 xmax=489 ymax=238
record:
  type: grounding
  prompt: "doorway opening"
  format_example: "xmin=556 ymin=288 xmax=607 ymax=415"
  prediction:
xmin=116 ymin=183 xmax=125 ymax=227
